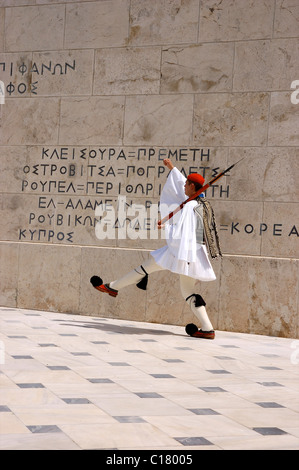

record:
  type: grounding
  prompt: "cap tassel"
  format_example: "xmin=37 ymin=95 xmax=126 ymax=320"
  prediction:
xmin=136 ymin=265 xmax=148 ymax=290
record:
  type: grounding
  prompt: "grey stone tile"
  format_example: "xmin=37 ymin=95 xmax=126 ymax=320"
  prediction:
xmin=258 ymin=382 xmax=284 ymax=387
xmin=17 ymin=383 xmax=45 ymax=388
xmin=0 ymin=405 xmax=11 ymax=412
xmin=261 ymin=354 xmax=279 ymax=357
xmin=207 ymin=370 xmax=231 ymax=374
xmin=59 ymin=334 xmax=78 ymax=337
xmin=214 ymin=356 xmax=235 ymax=360
xmin=259 ymin=366 xmax=282 ymax=370
xmin=71 ymin=352 xmax=91 ymax=356
xmin=175 ymin=436 xmax=213 ymax=446
xmin=125 ymin=350 xmax=145 ymax=353
xmin=27 ymin=425 xmax=62 ymax=434
xmin=199 ymin=387 xmax=227 ymax=393
xmin=109 ymin=362 xmax=130 ymax=366
xmin=150 ymin=374 xmax=175 ymax=379
xmin=256 ymin=402 xmax=285 ymax=408
xmin=189 ymin=408 xmax=220 ymax=415
xmin=253 ymin=427 xmax=288 ymax=436
xmin=87 ymin=378 xmax=114 ymax=384
xmin=163 ymin=359 xmax=184 ymax=363
xmin=12 ymin=355 xmax=33 ymax=359
xmin=62 ymin=398 xmax=91 ymax=404
xmin=8 ymin=336 xmax=27 ymax=338
xmin=135 ymin=392 xmax=163 ymax=399
xmin=47 ymin=366 xmax=71 ymax=371
xmin=113 ymin=416 xmax=146 ymax=423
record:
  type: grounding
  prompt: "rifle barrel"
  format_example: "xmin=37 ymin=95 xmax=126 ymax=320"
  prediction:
xmin=158 ymin=159 xmax=243 ymax=225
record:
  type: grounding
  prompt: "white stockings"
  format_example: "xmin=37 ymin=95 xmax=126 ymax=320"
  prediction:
xmin=109 ymin=256 xmax=213 ymax=331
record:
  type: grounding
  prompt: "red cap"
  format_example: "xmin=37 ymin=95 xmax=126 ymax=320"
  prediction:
xmin=187 ymin=173 xmax=205 ymax=186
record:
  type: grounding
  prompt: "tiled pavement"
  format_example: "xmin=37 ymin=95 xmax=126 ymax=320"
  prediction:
xmin=0 ymin=306 xmax=299 ymax=450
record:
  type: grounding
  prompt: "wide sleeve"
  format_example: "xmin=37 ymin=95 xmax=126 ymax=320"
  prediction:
xmin=165 ymin=200 xmax=198 ymax=263
xmin=159 ymin=167 xmax=187 ymax=221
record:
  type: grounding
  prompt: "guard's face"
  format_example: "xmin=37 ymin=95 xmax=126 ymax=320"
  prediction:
xmin=184 ymin=180 xmax=195 ymax=197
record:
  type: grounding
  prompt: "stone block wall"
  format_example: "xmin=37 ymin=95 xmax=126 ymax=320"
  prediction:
xmin=0 ymin=0 xmax=298 ymax=338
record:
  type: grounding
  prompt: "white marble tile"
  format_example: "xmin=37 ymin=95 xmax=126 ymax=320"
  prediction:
xmin=1 ymin=297 xmax=299 ymax=450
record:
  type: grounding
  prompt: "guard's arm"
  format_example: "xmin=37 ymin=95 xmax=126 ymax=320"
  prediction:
xmin=163 ymin=158 xmax=174 ymax=171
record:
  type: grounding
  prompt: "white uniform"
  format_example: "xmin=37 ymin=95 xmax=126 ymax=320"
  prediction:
xmin=109 ymin=167 xmax=215 ymax=331
xmin=151 ymin=168 xmax=216 ymax=281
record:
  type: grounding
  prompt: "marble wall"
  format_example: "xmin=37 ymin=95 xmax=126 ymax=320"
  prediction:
xmin=0 ymin=0 xmax=298 ymax=338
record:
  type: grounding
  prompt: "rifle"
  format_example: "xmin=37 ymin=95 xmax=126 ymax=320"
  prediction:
xmin=157 ymin=157 xmax=244 ymax=226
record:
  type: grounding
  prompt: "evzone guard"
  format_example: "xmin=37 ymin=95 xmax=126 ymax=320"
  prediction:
xmin=91 ymin=158 xmax=222 ymax=339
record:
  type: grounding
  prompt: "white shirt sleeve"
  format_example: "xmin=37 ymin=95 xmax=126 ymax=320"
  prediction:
xmin=158 ymin=168 xmax=198 ymax=263
xmin=165 ymin=200 xmax=198 ymax=263
xmin=159 ymin=167 xmax=187 ymax=221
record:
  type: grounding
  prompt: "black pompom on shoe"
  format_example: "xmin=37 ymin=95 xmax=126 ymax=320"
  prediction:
xmin=185 ymin=323 xmax=199 ymax=336
xmin=90 ymin=275 xmax=103 ymax=288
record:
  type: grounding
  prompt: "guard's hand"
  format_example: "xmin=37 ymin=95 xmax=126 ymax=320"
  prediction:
xmin=163 ymin=158 xmax=174 ymax=170
xmin=157 ymin=221 xmax=165 ymax=229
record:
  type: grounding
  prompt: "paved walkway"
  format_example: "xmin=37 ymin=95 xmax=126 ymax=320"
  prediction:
xmin=0 ymin=306 xmax=299 ymax=450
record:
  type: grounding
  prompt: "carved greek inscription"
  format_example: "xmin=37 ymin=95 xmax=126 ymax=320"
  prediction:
xmin=220 ymin=222 xmax=298 ymax=237
xmin=18 ymin=146 xmax=227 ymax=243
xmin=16 ymin=146 xmax=298 ymax=245
xmin=0 ymin=59 xmax=76 ymax=96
